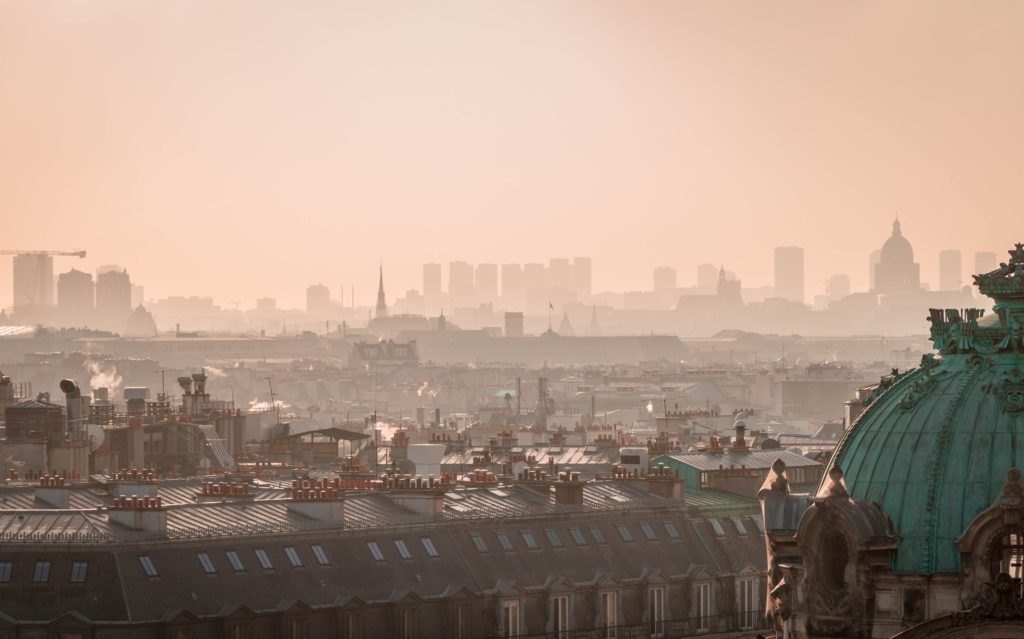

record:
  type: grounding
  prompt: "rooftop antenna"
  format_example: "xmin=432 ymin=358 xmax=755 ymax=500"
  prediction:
xmin=263 ymin=377 xmax=280 ymax=424
xmin=154 ymin=369 xmax=167 ymax=401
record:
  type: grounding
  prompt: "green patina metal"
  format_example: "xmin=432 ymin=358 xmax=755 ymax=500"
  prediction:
xmin=828 ymin=243 xmax=1024 ymax=574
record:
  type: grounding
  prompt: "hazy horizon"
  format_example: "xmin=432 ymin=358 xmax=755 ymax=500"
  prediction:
xmin=3 ymin=1 xmax=1022 ymax=308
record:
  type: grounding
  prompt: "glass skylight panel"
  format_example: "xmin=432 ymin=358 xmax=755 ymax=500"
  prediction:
xmin=470 ymin=533 xmax=488 ymax=552
xmin=139 ymin=555 xmax=158 ymax=577
xmin=226 ymin=551 xmax=245 ymax=571
xmin=569 ymin=527 xmax=588 ymax=546
xmin=616 ymin=524 xmax=634 ymax=542
xmin=545 ymin=529 xmax=564 ymax=548
xmin=521 ymin=531 xmax=539 ymax=549
xmin=421 ymin=538 xmax=439 ymax=557
xmin=394 ymin=539 xmax=412 ymax=559
xmin=197 ymin=552 xmax=217 ymax=574
xmin=367 ymin=542 xmax=385 ymax=561
xmin=285 ymin=546 xmax=303 ymax=567
xmin=255 ymin=548 xmax=274 ymax=569
xmin=311 ymin=545 xmax=330 ymax=565
xmin=640 ymin=523 xmax=658 ymax=541
xmin=590 ymin=527 xmax=608 ymax=544
xmin=730 ymin=516 xmax=748 ymax=535
xmin=663 ymin=521 xmax=680 ymax=539
xmin=69 ymin=561 xmax=88 ymax=583
xmin=710 ymin=519 xmax=727 ymax=536
xmin=496 ymin=532 xmax=514 ymax=551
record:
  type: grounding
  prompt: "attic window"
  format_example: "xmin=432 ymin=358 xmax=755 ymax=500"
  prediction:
xmin=226 ymin=550 xmax=245 ymax=572
xmin=0 ymin=561 xmax=12 ymax=583
xmin=470 ymin=533 xmax=488 ymax=553
xmin=640 ymin=523 xmax=658 ymax=541
xmin=255 ymin=548 xmax=274 ymax=569
xmin=709 ymin=519 xmax=726 ymax=536
xmin=138 ymin=555 xmax=158 ymax=577
xmin=394 ymin=539 xmax=412 ymax=560
xmin=197 ymin=552 xmax=217 ymax=574
xmin=584 ymin=445 xmax=599 ymax=454
xmin=32 ymin=560 xmax=50 ymax=583
xmin=284 ymin=546 xmax=303 ymax=567
xmin=521 ymin=531 xmax=539 ymax=550
xmin=69 ymin=561 xmax=88 ymax=583
xmin=752 ymin=515 xmax=765 ymax=533
xmin=545 ymin=529 xmax=564 ymax=548
xmin=616 ymin=524 xmax=634 ymax=542
xmin=488 ymin=488 xmax=510 ymax=498
xmin=730 ymin=517 xmax=748 ymax=535
xmin=496 ymin=532 xmax=514 ymax=551
xmin=311 ymin=544 xmax=330 ymax=565
xmin=590 ymin=527 xmax=608 ymax=544
xmin=421 ymin=538 xmax=439 ymax=558
xmin=569 ymin=528 xmax=587 ymax=546
xmin=367 ymin=542 xmax=385 ymax=562
xmin=663 ymin=521 xmax=680 ymax=539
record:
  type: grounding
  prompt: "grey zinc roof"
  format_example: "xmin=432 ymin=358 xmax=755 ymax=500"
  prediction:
xmin=662 ymin=448 xmax=821 ymax=472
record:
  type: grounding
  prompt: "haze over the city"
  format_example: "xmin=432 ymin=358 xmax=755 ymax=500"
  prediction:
xmin=2 ymin=1 xmax=1022 ymax=307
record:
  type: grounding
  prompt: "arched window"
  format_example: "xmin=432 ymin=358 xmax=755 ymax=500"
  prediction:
xmin=989 ymin=531 xmax=1024 ymax=581
xmin=819 ymin=529 xmax=849 ymax=592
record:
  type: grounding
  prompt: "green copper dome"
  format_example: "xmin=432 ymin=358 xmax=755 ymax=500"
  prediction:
xmin=829 ymin=243 xmax=1024 ymax=574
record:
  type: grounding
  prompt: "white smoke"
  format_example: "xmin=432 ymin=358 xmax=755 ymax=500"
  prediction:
xmin=205 ymin=366 xmax=228 ymax=378
xmin=85 ymin=359 xmax=123 ymax=397
xmin=248 ymin=398 xmax=290 ymax=413
xmin=416 ymin=381 xmax=429 ymax=397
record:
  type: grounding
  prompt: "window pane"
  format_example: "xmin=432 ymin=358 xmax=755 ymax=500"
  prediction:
xmin=197 ymin=553 xmax=216 ymax=574
xmin=470 ymin=533 xmax=488 ymax=552
xmin=590 ymin=527 xmax=607 ymax=544
xmin=520 ymin=531 xmax=538 ymax=549
xmin=421 ymin=538 xmax=439 ymax=558
xmin=640 ymin=523 xmax=658 ymax=540
xmin=311 ymin=545 xmax=330 ymax=565
xmin=616 ymin=524 xmax=634 ymax=542
xmin=32 ymin=560 xmax=50 ymax=582
xmin=569 ymin=528 xmax=587 ymax=546
xmin=730 ymin=516 xmax=748 ymax=535
xmin=545 ymin=529 xmax=564 ymax=548
xmin=394 ymin=539 xmax=412 ymax=559
xmin=255 ymin=549 xmax=273 ymax=569
xmin=0 ymin=561 xmax=12 ymax=582
xmin=285 ymin=546 xmax=303 ymax=567
xmin=69 ymin=561 xmax=88 ymax=583
xmin=226 ymin=551 xmax=245 ymax=571
xmin=709 ymin=519 xmax=726 ymax=536
xmin=367 ymin=542 xmax=384 ymax=561
xmin=139 ymin=555 xmax=158 ymax=577
xmin=496 ymin=533 xmax=514 ymax=551
xmin=663 ymin=521 xmax=680 ymax=539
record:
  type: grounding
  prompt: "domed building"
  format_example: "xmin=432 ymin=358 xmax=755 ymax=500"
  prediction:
xmin=874 ymin=218 xmax=922 ymax=295
xmin=761 ymin=243 xmax=1024 ymax=638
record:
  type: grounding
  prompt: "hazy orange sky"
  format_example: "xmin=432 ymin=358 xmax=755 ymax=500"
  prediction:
xmin=2 ymin=1 xmax=1022 ymax=309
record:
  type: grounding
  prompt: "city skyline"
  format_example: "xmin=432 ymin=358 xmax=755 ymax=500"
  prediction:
xmin=3 ymin=2 xmax=1022 ymax=308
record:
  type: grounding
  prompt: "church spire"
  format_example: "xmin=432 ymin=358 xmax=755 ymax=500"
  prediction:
xmin=375 ymin=261 xmax=387 ymax=319
xmin=892 ymin=214 xmax=902 ymax=236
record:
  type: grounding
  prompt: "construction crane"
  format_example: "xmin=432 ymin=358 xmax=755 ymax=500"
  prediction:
xmin=0 ymin=249 xmax=86 ymax=257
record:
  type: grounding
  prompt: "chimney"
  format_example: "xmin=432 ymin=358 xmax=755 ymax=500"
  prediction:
xmin=286 ymin=478 xmax=345 ymax=524
xmin=646 ymin=463 xmax=684 ymax=500
xmin=108 ymin=494 xmax=167 ymax=536
xmin=35 ymin=475 xmax=70 ymax=509
xmin=110 ymin=468 xmax=159 ymax=499
xmin=516 ymin=467 xmax=553 ymax=496
xmin=731 ymin=419 xmax=748 ymax=451
xmin=196 ymin=481 xmax=255 ymax=503
xmin=553 ymin=470 xmax=584 ymax=506
xmin=382 ymin=472 xmax=449 ymax=520
xmin=59 ymin=379 xmax=82 ymax=434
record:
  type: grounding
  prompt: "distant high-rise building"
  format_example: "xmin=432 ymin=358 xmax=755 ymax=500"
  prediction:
xmin=653 ymin=266 xmax=677 ymax=292
xmin=95 ymin=268 xmax=132 ymax=329
xmin=975 ymin=251 xmax=998 ymax=275
xmin=572 ymin=257 xmax=592 ymax=300
xmin=774 ymin=246 xmax=805 ymax=303
xmin=306 ymin=283 xmax=331 ymax=314
xmin=548 ymin=258 xmax=572 ymax=290
xmin=475 ymin=263 xmax=498 ymax=306
xmin=13 ymin=254 xmax=54 ymax=308
xmin=448 ymin=261 xmax=475 ymax=307
xmin=501 ymin=263 xmax=524 ymax=309
xmin=131 ymin=284 xmax=144 ymax=308
xmin=696 ymin=263 xmax=717 ymax=290
xmin=375 ymin=264 xmax=388 ymax=318
xmin=827 ymin=274 xmax=851 ymax=300
xmin=523 ymin=263 xmax=546 ymax=292
xmin=869 ymin=250 xmax=881 ymax=290
xmin=504 ymin=311 xmax=524 ymax=337
xmin=423 ymin=263 xmax=442 ymax=298
xmin=256 ymin=297 xmax=277 ymax=312
xmin=57 ymin=269 xmax=94 ymax=315
xmin=939 ymin=249 xmax=962 ymax=291
xmin=873 ymin=219 xmax=921 ymax=294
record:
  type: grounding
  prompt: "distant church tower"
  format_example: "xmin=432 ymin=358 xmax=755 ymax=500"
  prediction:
xmin=375 ymin=263 xmax=388 ymax=318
